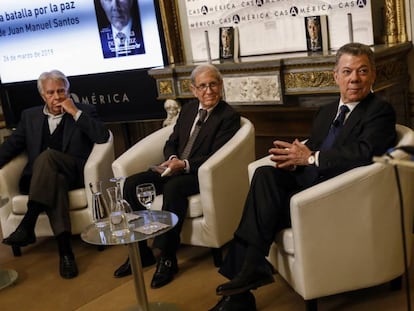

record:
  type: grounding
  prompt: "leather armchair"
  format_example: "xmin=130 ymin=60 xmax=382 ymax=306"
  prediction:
xmin=0 ymin=131 xmax=115 ymax=256
xmin=247 ymin=124 xmax=414 ymax=311
xmin=112 ymin=117 xmax=255 ymax=266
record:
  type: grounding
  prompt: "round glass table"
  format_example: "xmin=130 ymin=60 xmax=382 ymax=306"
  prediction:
xmin=81 ymin=210 xmax=180 ymax=311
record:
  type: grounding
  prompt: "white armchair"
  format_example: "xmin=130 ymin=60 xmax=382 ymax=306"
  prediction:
xmin=248 ymin=124 xmax=414 ymax=311
xmin=112 ymin=117 xmax=255 ymax=266
xmin=0 ymin=131 xmax=115 ymax=256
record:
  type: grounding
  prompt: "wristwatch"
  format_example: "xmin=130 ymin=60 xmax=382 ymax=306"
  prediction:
xmin=307 ymin=152 xmax=315 ymax=165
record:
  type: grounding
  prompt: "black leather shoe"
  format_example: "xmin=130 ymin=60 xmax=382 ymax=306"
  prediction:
xmin=114 ymin=258 xmax=132 ymax=278
xmin=60 ymin=255 xmax=78 ymax=279
xmin=150 ymin=256 xmax=178 ymax=289
xmin=209 ymin=292 xmax=256 ymax=311
xmin=2 ymin=227 xmax=36 ymax=247
xmin=114 ymin=248 xmax=156 ymax=278
xmin=216 ymin=264 xmax=274 ymax=296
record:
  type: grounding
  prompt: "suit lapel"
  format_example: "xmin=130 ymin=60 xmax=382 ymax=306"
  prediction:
xmin=337 ymin=95 xmax=371 ymax=141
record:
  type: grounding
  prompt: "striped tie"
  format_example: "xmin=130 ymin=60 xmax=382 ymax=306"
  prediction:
xmin=181 ymin=109 xmax=208 ymax=159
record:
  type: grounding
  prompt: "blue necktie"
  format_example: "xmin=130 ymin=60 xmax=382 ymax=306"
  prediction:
xmin=320 ymin=105 xmax=350 ymax=151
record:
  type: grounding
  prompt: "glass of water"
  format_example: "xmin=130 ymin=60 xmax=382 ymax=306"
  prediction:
xmin=136 ymin=183 xmax=158 ymax=230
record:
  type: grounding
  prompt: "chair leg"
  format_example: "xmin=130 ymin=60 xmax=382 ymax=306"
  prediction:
xmin=390 ymin=275 xmax=403 ymax=291
xmin=305 ymin=299 xmax=317 ymax=311
xmin=11 ymin=245 xmax=22 ymax=257
xmin=211 ymin=247 xmax=222 ymax=267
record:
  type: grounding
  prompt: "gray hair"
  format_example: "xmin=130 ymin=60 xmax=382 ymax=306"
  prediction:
xmin=190 ymin=64 xmax=223 ymax=85
xmin=335 ymin=43 xmax=375 ymax=71
xmin=37 ymin=70 xmax=70 ymax=95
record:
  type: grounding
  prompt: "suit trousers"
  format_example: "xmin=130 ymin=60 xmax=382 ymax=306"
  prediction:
xmin=220 ymin=165 xmax=316 ymax=279
xmin=27 ymin=149 xmax=85 ymax=236
xmin=123 ymin=170 xmax=199 ymax=256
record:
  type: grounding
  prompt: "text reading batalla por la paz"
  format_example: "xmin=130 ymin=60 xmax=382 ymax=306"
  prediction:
xmin=0 ymin=2 xmax=76 ymax=22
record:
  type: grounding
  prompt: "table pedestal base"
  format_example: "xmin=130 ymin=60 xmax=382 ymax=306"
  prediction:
xmin=124 ymin=302 xmax=181 ymax=311
xmin=0 ymin=269 xmax=18 ymax=290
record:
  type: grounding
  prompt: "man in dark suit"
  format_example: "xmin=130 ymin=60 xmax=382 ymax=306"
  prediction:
xmin=209 ymin=42 xmax=397 ymax=310
xmin=113 ymin=64 xmax=240 ymax=289
xmin=1 ymin=70 xmax=110 ymax=279
xmin=96 ymin=0 xmax=145 ymax=58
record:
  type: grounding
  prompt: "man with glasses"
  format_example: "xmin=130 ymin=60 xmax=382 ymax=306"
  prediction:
xmin=1 ymin=70 xmax=109 ymax=279
xmin=113 ymin=64 xmax=240 ymax=289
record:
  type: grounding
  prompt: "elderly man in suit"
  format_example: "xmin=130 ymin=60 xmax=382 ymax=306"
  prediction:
xmin=113 ymin=64 xmax=240 ymax=289
xmin=209 ymin=42 xmax=397 ymax=310
xmin=1 ymin=70 xmax=110 ymax=279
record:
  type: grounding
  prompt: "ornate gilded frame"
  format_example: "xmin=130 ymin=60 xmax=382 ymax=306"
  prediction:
xmin=157 ymin=0 xmax=185 ymax=65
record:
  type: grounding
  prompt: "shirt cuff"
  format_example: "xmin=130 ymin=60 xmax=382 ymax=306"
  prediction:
xmin=314 ymin=151 xmax=320 ymax=167
xmin=74 ymin=110 xmax=82 ymax=121
xmin=183 ymin=159 xmax=190 ymax=173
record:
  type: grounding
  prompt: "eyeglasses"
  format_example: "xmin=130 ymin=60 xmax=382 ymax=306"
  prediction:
xmin=193 ymin=81 xmax=220 ymax=92
xmin=44 ymin=88 xmax=67 ymax=97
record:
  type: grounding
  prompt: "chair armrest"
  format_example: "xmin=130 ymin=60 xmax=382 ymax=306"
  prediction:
xmin=197 ymin=118 xmax=255 ymax=246
xmin=0 ymin=153 xmax=27 ymax=233
xmin=289 ymin=163 xmax=408 ymax=295
xmin=247 ymin=139 xmax=307 ymax=182
xmin=84 ymin=131 xmax=115 ymax=207
xmin=0 ymin=153 xmax=27 ymax=200
xmin=248 ymin=155 xmax=273 ymax=182
xmin=112 ymin=125 xmax=172 ymax=180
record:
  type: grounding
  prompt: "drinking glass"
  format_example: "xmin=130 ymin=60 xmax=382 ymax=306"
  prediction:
xmin=136 ymin=183 xmax=158 ymax=230
xmin=107 ymin=186 xmax=129 ymax=237
xmin=110 ymin=176 xmax=132 ymax=213
xmin=89 ymin=181 xmax=109 ymax=228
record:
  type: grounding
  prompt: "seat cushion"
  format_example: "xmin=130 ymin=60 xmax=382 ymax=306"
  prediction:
xmin=151 ymin=194 xmax=203 ymax=218
xmin=11 ymin=188 xmax=88 ymax=214
xmin=276 ymin=228 xmax=295 ymax=255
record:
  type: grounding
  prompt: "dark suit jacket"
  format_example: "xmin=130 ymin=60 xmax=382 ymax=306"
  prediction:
xmin=163 ymin=100 xmax=240 ymax=174
xmin=0 ymin=103 xmax=110 ymax=177
xmin=302 ymin=92 xmax=396 ymax=183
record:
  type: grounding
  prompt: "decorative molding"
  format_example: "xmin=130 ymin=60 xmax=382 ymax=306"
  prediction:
xmin=376 ymin=59 xmax=406 ymax=84
xmin=223 ymin=75 xmax=282 ymax=105
xmin=158 ymin=79 xmax=175 ymax=97
xmin=384 ymin=0 xmax=407 ymax=43
xmin=284 ymin=71 xmax=336 ymax=92
xmin=395 ymin=0 xmax=407 ymax=42
xmin=178 ymin=78 xmax=193 ymax=96
xmin=157 ymin=0 xmax=185 ymax=64
xmin=148 ymin=43 xmax=412 ymax=121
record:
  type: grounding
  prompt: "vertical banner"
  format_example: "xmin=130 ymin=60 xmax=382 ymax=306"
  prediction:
xmin=184 ymin=0 xmax=374 ymax=61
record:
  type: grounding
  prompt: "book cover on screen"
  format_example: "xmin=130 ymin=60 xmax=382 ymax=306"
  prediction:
xmin=304 ymin=15 xmax=329 ymax=52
